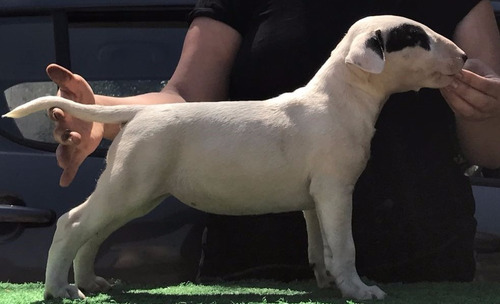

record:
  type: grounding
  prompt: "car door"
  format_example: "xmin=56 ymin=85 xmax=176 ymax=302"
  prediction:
xmin=0 ymin=1 xmax=206 ymax=284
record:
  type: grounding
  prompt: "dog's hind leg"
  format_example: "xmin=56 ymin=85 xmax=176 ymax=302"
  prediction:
xmin=73 ymin=196 xmax=166 ymax=293
xmin=44 ymin=202 xmax=88 ymax=299
xmin=310 ymin=179 xmax=386 ymax=300
xmin=72 ymin=222 xmax=115 ymax=294
xmin=44 ymin=167 xmax=167 ymax=299
xmin=303 ymin=209 xmax=335 ymax=288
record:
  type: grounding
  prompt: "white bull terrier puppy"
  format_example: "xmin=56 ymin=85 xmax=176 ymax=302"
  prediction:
xmin=4 ymin=15 xmax=466 ymax=300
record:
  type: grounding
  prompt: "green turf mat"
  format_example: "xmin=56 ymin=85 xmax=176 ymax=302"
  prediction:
xmin=2 ymin=280 xmax=500 ymax=304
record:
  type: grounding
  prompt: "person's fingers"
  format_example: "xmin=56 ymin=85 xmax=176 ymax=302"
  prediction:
xmin=48 ymin=107 xmax=84 ymax=145
xmin=52 ymin=122 xmax=82 ymax=146
xmin=55 ymin=144 xmax=85 ymax=187
xmin=450 ymin=75 xmax=496 ymax=112
xmin=46 ymin=64 xmax=74 ymax=90
xmin=45 ymin=64 xmax=98 ymax=187
xmin=61 ymin=131 xmax=81 ymax=145
xmin=59 ymin=165 xmax=79 ymax=187
xmin=441 ymin=86 xmax=494 ymax=121
xmin=459 ymin=69 xmax=498 ymax=98
xmin=46 ymin=64 xmax=89 ymax=101
xmin=48 ymin=107 xmax=64 ymax=122
xmin=463 ymin=58 xmax=497 ymax=79
xmin=441 ymin=88 xmax=477 ymax=119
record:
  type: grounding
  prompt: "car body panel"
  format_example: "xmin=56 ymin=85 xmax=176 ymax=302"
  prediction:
xmin=0 ymin=1 xmax=204 ymax=284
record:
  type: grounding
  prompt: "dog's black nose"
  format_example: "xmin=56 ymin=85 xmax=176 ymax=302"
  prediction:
xmin=461 ymin=54 xmax=468 ymax=62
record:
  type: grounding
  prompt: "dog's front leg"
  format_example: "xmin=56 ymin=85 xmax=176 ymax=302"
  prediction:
xmin=310 ymin=179 xmax=386 ymax=300
xmin=303 ymin=209 xmax=335 ymax=288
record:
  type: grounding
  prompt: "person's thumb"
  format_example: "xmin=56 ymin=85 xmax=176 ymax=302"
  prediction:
xmin=46 ymin=64 xmax=74 ymax=90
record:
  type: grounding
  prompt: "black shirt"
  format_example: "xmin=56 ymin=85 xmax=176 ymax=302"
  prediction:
xmin=189 ymin=0 xmax=481 ymax=282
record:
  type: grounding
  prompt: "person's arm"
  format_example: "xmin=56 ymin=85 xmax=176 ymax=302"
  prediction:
xmin=441 ymin=0 xmax=500 ymax=168
xmin=50 ymin=17 xmax=241 ymax=186
xmin=98 ymin=17 xmax=241 ymax=138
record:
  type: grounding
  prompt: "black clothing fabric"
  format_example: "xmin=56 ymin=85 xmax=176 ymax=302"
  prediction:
xmin=189 ymin=0 xmax=480 ymax=282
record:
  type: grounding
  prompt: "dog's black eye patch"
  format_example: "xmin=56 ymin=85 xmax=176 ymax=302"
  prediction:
xmin=385 ymin=24 xmax=431 ymax=53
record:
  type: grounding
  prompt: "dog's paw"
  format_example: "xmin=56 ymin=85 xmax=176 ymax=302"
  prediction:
xmin=78 ymin=276 xmax=112 ymax=293
xmin=356 ymin=285 xmax=386 ymax=300
xmin=338 ymin=280 xmax=386 ymax=300
xmin=44 ymin=284 xmax=85 ymax=300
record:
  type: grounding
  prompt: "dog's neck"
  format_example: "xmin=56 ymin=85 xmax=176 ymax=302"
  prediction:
xmin=304 ymin=54 xmax=390 ymax=129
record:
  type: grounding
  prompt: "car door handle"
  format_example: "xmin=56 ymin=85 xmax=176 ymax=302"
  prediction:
xmin=0 ymin=204 xmax=55 ymax=226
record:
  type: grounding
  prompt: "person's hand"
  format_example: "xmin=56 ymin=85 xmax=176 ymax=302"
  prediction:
xmin=441 ymin=59 xmax=500 ymax=121
xmin=46 ymin=64 xmax=104 ymax=187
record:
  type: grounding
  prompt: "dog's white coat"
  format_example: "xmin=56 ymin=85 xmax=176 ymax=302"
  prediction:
xmin=4 ymin=15 xmax=466 ymax=300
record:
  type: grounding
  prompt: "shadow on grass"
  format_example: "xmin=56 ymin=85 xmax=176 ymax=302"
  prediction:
xmin=32 ymin=280 xmax=346 ymax=304
xmin=108 ymin=292 xmax=332 ymax=304
xmin=109 ymin=280 xmax=342 ymax=304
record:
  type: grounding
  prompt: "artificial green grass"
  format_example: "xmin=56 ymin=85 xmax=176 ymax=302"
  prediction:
xmin=2 ymin=280 xmax=500 ymax=304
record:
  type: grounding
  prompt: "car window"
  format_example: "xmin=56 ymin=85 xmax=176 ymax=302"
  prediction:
xmin=0 ymin=13 xmax=187 ymax=153
xmin=4 ymin=82 xmax=58 ymax=143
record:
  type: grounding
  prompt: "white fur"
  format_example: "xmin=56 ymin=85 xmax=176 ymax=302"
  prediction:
xmin=3 ymin=15 xmax=466 ymax=300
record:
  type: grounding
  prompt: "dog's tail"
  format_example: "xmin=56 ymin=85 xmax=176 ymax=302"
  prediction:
xmin=2 ymin=96 xmax=144 ymax=124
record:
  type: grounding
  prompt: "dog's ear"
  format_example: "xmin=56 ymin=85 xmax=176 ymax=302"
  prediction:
xmin=345 ymin=30 xmax=385 ymax=74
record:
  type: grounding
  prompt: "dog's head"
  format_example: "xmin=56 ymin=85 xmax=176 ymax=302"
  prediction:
xmin=344 ymin=15 xmax=466 ymax=92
